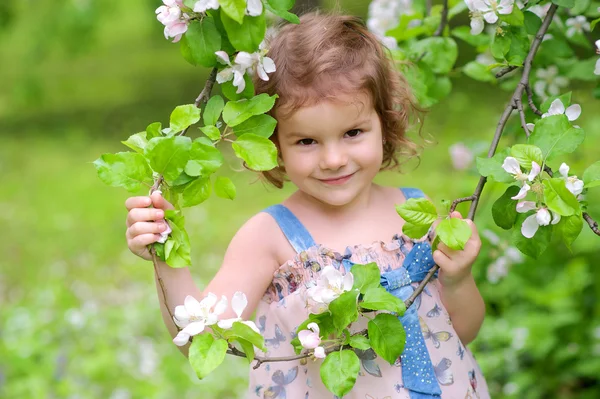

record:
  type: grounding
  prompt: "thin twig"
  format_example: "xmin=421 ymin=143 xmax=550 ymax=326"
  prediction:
xmin=515 ymin=98 xmax=530 ymax=137
xmin=583 ymin=213 xmax=600 ymax=235
xmin=526 ymin=83 xmax=543 ymax=116
xmin=434 ymin=0 xmax=449 ymax=36
xmin=495 ymin=65 xmax=518 ymax=78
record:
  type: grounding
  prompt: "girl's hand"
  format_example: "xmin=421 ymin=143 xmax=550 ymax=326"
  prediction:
xmin=125 ymin=192 xmax=175 ymax=260
xmin=432 ymin=211 xmax=482 ymax=289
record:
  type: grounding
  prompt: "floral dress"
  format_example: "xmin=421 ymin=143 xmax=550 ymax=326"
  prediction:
xmin=245 ymin=188 xmax=490 ymax=399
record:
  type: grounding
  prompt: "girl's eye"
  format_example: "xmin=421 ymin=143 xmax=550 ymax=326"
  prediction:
xmin=346 ymin=129 xmax=363 ymax=137
xmin=297 ymin=138 xmax=316 ymax=146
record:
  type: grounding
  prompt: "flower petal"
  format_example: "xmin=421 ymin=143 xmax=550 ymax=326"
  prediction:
xmin=483 ymin=12 xmax=498 ymax=24
xmin=231 ymin=292 xmax=247 ymax=318
xmin=307 ymin=322 xmax=320 ymax=334
xmin=502 ymin=157 xmax=521 ymax=175
xmin=595 ymin=58 xmax=600 ymax=76
xmin=198 ymin=293 xmax=217 ymax=313
xmin=470 ymin=17 xmax=485 ymax=35
xmin=184 ymin=295 xmax=203 ymax=316
xmin=314 ymin=346 xmax=326 ymax=358
xmin=528 ymin=161 xmax=541 ymax=181
xmin=551 ymin=212 xmax=561 ymax=225
xmin=516 ymin=201 xmax=537 ymax=213
xmin=213 ymin=295 xmax=228 ymax=316
xmin=217 ymin=317 xmax=239 ymax=329
xmin=547 ymin=98 xmax=565 ymax=116
xmin=511 ymin=183 xmax=530 ymax=200
xmin=181 ymin=320 xmax=206 ymax=336
xmin=173 ymin=331 xmax=191 ymax=346
xmin=246 ymin=0 xmax=263 ymax=16
xmin=559 ymin=162 xmax=570 ymax=178
xmin=565 ymin=104 xmax=581 ymax=121
xmin=521 ymin=214 xmax=540 ymax=238
xmin=215 ymin=51 xmax=231 ymax=65
xmin=536 ymin=208 xmax=551 ymax=226
xmin=342 ymin=272 xmax=354 ymax=292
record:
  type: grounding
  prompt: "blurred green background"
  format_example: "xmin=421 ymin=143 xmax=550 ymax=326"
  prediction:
xmin=1 ymin=1 xmax=600 ymax=398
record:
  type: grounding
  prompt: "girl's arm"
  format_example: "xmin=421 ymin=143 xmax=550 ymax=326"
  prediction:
xmin=438 ymin=275 xmax=485 ymax=345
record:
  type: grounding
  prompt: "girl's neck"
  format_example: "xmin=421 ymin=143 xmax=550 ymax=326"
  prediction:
xmin=291 ymin=183 xmax=379 ymax=220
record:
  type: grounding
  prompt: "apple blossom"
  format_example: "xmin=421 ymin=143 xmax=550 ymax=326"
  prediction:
xmin=517 ymin=204 xmax=561 ymax=238
xmin=193 ymin=0 xmax=219 ymax=13
xmin=533 ymin=66 xmax=569 ymax=99
xmin=465 ymin=0 xmax=514 ymax=35
xmin=449 ymin=142 xmax=474 ymax=170
xmin=155 ymin=0 xmax=189 ymax=43
xmin=298 ymin=322 xmax=326 ymax=358
xmin=217 ymin=292 xmax=260 ymax=333
xmin=565 ymin=16 xmax=590 ymax=38
xmin=306 ymin=266 xmax=354 ymax=312
xmin=502 ymin=157 xmax=541 ymax=200
xmin=215 ymin=48 xmax=276 ymax=94
xmin=172 ymin=294 xmax=227 ymax=346
xmin=156 ymin=221 xmax=172 ymax=244
xmin=559 ymin=163 xmax=584 ymax=196
xmin=367 ymin=0 xmax=412 ymax=49
xmin=246 ymin=0 xmax=263 ymax=16
xmin=541 ymin=99 xmax=581 ymax=122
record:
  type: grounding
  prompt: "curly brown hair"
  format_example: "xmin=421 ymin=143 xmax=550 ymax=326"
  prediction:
xmin=251 ymin=11 xmax=424 ymax=188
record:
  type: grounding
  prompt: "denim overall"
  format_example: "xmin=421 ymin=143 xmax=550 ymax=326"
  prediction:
xmin=264 ymin=187 xmax=441 ymax=399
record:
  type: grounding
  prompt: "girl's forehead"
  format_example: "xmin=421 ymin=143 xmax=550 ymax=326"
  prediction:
xmin=276 ymin=91 xmax=374 ymax=123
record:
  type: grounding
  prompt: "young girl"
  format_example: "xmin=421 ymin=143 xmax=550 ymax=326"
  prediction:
xmin=125 ymin=12 xmax=490 ymax=399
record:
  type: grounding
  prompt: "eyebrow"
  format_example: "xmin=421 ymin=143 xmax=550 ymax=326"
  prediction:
xmin=286 ymin=118 xmax=371 ymax=138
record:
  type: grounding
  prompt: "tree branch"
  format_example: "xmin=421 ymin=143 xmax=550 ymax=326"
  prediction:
xmin=526 ymin=83 xmax=543 ymax=116
xmin=515 ymin=97 xmax=531 ymax=137
xmin=495 ymin=65 xmax=518 ymax=78
xmin=434 ymin=0 xmax=449 ymax=36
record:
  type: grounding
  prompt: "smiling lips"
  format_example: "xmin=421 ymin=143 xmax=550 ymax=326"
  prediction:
xmin=318 ymin=172 xmax=355 ymax=185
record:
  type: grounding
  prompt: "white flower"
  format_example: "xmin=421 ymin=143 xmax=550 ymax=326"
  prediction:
xmin=215 ymin=51 xmax=249 ymax=93
xmin=217 ymin=292 xmax=260 ymax=333
xmin=156 ymin=221 xmax=172 ymax=244
xmin=541 ymin=99 xmax=581 ymax=121
xmin=565 ymin=16 xmax=590 ymax=38
xmin=502 ymin=157 xmax=541 ymax=199
xmin=595 ymin=40 xmax=600 ymax=76
xmin=559 ymin=163 xmax=584 ymax=196
xmin=298 ymin=322 xmax=326 ymax=358
xmin=465 ymin=0 xmax=514 ymax=35
xmin=482 ymin=229 xmax=501 ymax=245
xmin=172 ymin=294 xmax=227 ymax=346
xmin=533 ymin=66 xmax=569 ymax=99
xmin=518 ymin=206 xmax=560 ymax=238
xmin=246 ymin=0 xmax=263 ymax=16
xmin=306 ymin=266 xmax=354 ymax=310
xmin=449 ymin=142 xmax=474 ymax=170
xmin=487 ymin=256 xmax=509 ymax=283
xmin=367 ymin=0 xmax=412 ymax=46
xmin=528 ymin=4 xmax=551 ymax=19
xmin=193 ymin=0 xmax=219 ymax=13
xmin=214 ymin=47 xmax=276 ymax=94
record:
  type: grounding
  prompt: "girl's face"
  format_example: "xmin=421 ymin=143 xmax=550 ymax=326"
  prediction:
xmin=276 ymin=91 xmax=384 ymax=208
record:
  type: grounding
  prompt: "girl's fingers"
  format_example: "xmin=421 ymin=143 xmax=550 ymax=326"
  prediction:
xmin=151 ymin=192 xmax=175 ymax=211
xmin=130 ymin=233 xmax=161 ymax=253
xmin=432 ymin=249 xmax=451 ymax=266
xmin=126 ymin=208 xmax=165 ymax=227
xmin=127 ymin=221 xmax=168 ymax=239
xmin=125 ymin=196 xmax=152 ymax=211
xmin=450 ymin=211 xmax=463 ymax=219
xmin=437 ymin=242 xmax=459 ymax=259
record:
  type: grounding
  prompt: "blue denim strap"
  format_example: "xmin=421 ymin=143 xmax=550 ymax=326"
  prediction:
xmin=400 ymin=187 xmax=425 ymax=200
xmin=262 ymin=204 xmax=316 ymax=254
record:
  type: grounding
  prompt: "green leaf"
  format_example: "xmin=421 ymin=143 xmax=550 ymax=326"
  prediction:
xmin=395 ymin=198 xmax=438 ymax=226
xmin=267 ymin=0 xmax=295 ymax=10
xmin=452 ymin=26 xmax=491 ymax=47
xmin=543 ymin=178 xmax=580 ymax=216
xmin=523 ymin=11 xmax=542 ymax=35
xmin=402 ymin=222 xmax=432 ymax=239
xmin=188 ymin=334 xmax=228 ymax=379
xmin=219 ymin=0 xmax=247 ymax=24
xmin=144 ymin=136 xmax=192 ymax=182
xmin=368 ymin=313 xmax=406 ymax=365
xmin=235 ymin=338 xmax=255 ymax=363
xmin=222 ymin=94 xmax=278 ymax=127
xmin=225 ymin=321 xmax=266 ymax=352
xmin=591 ymin=17 xmax=600 ymax=31
xmin=463 ymin=61 xmax=495 ymax=82
xmin=410 ymin=37 xmax=458 ymax=74
xmin=328 ymin=290 xmax=359 ymax=331
xmin=436 ymin=218 xmax=472 ymax=250
xmin=203 ymin=95 xmax=225 ymax=126
xmin=320 ymin=350 xmax=360 ymax=397
xmin=510 ymin=144 xmax=543 ymax=169
xmin=505 ymin=26 xmax=529 ymax=66
xmin=221 ymin=12 xmax=266 ymax=53
xmin=146 ymin=122 xmax=162 ymax=139
xmin=182 ymin=177 xmax=212 ymax=207
xmin=182 ymin=17 xmax=221 ymax=67
xmin=348 ymin=335 xmax=370 ymax=350
xmin=565 ymin=58 xmax=600 ymax=82
xmin=555 ymin=214 xmax=583 ymax=250
xmin=491 ymin=33 xmax=511 ymax=59
xmin=170 ymin=105 xmax=201 ymax=133
xmin=264 ymin=2 xmax=300 ymax=23
xmin=500 ymin=5 xmax=524 ymax=26
xmin=214 ymin=176 xmax=236 ymax=200
xmin=428 ymin=76 xmax=452 ymax=102
xmin=476 ymin=148 xmax=515 ymax=183
xmin=200 ymin=125 xmax=222 ymax=141
xmin=164 ymin=210 xmax=192 ymax=267
xmin=583 ymin=161 xmax=600 ymax=188
xmin=360 ymin=286 xmax=406 ymax=315
xmin=512 ymin=214 xmax=553 ymax=259
xmin=121 ymin=132 xmax=148 ymax=153
xmin=231 ymin=133 xmax=278 ymax=171
xmin=291 ymin=313 xmax=335 ymax=355
xmin=530 ymin=115 xmax=585 ymax=161
xmin=551 ymin=0 xmax=575 ymax=7
xmin=232 ymin=114 xmax=277 ymax=138
xmin=492 ymin=186 xmax=520 ymax=230
xmin=351 ymin=263 xmax=381 ymax=294
xmin=222 ymin=73 xmax=255 ymax=100
xmin=94 ymin=152 xmax=153 ymax=192
xmin=185 ymin=140 xmax=224 ymax=176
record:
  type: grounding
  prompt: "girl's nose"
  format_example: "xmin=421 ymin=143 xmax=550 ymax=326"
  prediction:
xmin=319 ymin=144 xmax=348 ymax=170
